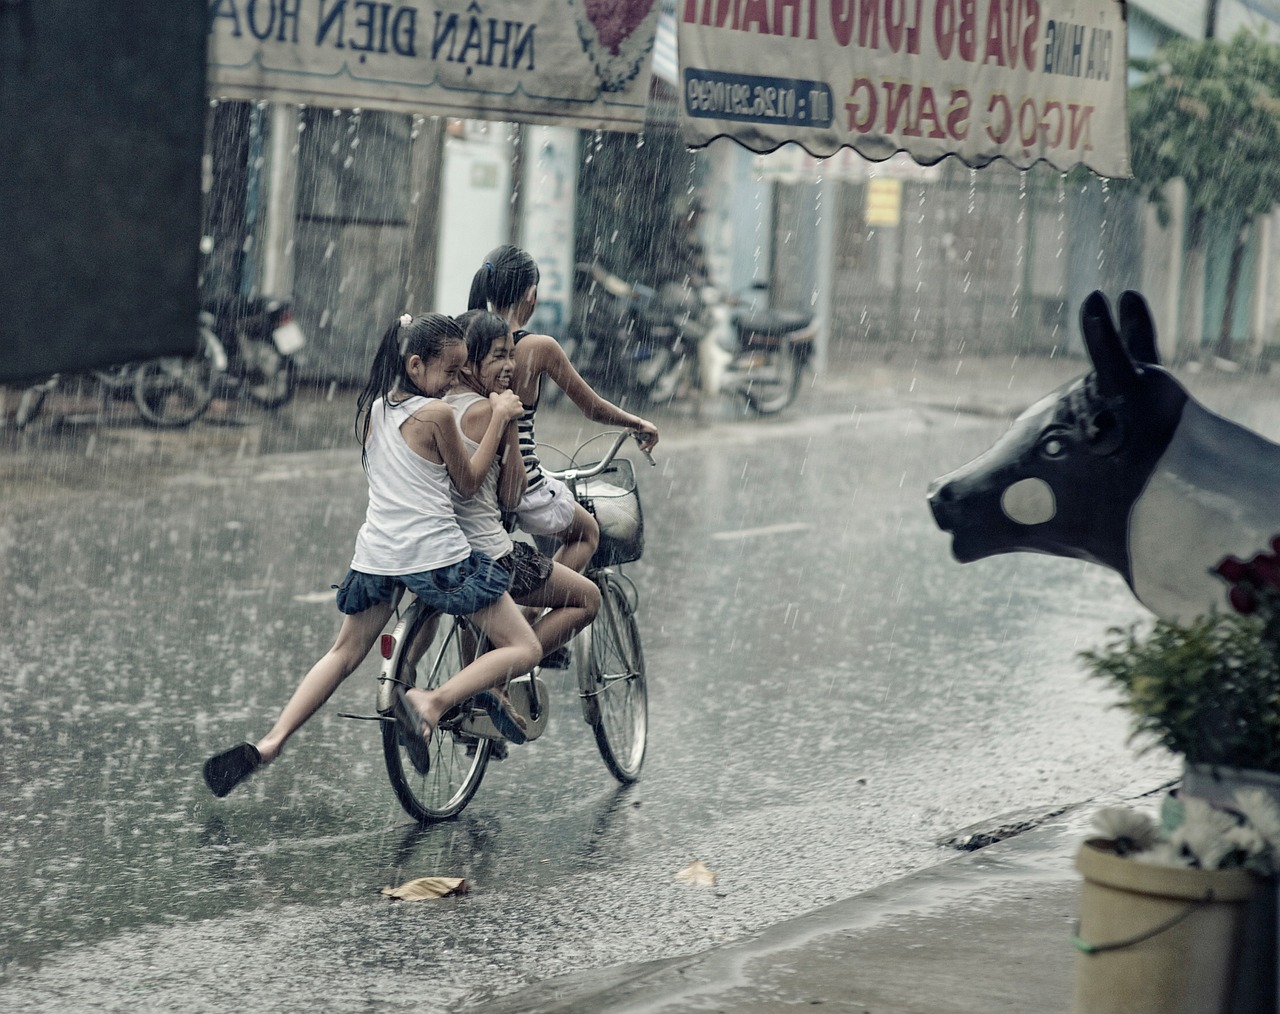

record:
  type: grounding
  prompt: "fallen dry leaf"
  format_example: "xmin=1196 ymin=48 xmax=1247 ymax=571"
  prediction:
xmin=675 ymin=859 xmax=718 ymax=887
xmin=381 ymin=876 xmax=469 ymax=901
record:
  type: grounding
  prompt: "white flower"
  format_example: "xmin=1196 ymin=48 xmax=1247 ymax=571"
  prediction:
xmin=1131 ymin=842 xmax=1190 ymax=867
xmin=1232 ymin=789 xmax=1280 ymax=852
xmin=400 ymin=313 xmax=413 ymax=328
xmin=1091 ymin=806 xmax=1160 ymax=853
xmin=1224 ymin=823 xmax=1268 ymax=858
xmin=1170 ymin=797 xmax=1242 ymax=869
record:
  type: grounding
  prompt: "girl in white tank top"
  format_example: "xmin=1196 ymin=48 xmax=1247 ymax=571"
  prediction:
xmin=202 ymin=313 xmax=544 ymax=800
xmin=447 ymin=310 xmax=600 ymax=674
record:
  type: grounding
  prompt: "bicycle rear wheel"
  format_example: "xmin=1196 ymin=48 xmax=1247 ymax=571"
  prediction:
xmin=133 ymin=334 xmax=219 ymax=427
xmin=582 ymin=574 xmax=647 ymax=783
xmin=382 ymin=609 xmax=491 ymax=822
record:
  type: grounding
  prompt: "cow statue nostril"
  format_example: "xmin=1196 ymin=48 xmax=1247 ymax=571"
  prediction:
xmin=1001 ymin=477 xmax=1056 ymax=526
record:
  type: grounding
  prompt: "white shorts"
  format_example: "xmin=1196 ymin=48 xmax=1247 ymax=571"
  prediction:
xmin=514 ymin=476 xmax=578 ymax=536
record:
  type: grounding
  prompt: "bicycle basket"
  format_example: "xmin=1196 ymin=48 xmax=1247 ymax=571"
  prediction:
xmin=579 ymin=456 xmax=643 ymax=567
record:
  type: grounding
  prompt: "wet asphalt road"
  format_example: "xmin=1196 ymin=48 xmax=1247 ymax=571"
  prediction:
xmin=0 ymin=366 xmax=1176 ymax=1011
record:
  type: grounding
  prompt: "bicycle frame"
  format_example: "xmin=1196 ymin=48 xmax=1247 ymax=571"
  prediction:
xmin=375 ymin=593 xmax=549 ymax=741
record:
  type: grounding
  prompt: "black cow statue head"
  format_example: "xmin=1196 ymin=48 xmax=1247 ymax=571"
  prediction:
xmin=928 ymin=290 xmax=1280 ymax=623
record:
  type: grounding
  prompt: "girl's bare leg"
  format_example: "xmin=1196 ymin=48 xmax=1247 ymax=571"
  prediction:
xmin=517 ymin=563 xmax=600 ymax=656
xmin=255 ymin=603 xmax=394 ymax=763
xmin=551 ymin=502 xmax=600 ymax=574
xmin=404 ymin=595 xmax=542 ymax=730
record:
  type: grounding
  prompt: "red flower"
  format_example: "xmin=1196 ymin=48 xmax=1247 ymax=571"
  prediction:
xmin=1230 ymin=585 xmax=1259 ymax=615
xmin=1254 ymin=554 xmax=1280 ymax=592
xmin=1216 ymin=556 xmax=1249 ymax=583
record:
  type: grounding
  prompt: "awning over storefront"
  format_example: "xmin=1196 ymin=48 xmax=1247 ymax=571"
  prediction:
xmin=677 ymin=0 xmax=1131 ymax=177
xmin=208 ymin=0 xmax=663 ymax=133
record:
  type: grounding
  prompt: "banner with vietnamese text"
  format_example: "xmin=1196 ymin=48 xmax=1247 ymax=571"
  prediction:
xmin=678 ymin=0 xmax=1130 ymax=176
xmin=208 ymin=0 xmax=662 ymax=132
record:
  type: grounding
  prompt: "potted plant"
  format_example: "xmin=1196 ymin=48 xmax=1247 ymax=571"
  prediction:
xmin=1071 ymin=797 xmax=1278 ymax=1014
xmin=1071 ymin=539 xmax=1280 ymax=1013
xmin=1080 ymin=538 xmax=1280 ymax=800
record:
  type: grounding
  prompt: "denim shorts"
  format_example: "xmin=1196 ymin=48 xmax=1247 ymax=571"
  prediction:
xmin=335 ymin=550 xmax=511 ymax=617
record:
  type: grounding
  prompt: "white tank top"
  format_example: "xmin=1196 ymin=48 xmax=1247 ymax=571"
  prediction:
xmin=350 ymin=395 xmax=472 ymax=575
xmin=445 ymin=391 xmax=513 ymax=560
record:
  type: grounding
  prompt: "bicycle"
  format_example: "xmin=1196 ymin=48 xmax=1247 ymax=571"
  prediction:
xmin=6 ymin=330 xmax=226 ymax=430
xmin=366 ymin=430 xmax=653 ymax=823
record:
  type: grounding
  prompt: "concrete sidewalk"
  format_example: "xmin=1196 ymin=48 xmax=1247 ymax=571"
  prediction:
xmin=475 ymin=802 xmax=1103 ymax=1013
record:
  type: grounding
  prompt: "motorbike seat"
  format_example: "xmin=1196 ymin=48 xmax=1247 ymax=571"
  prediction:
xmin=734 ymin=308 xmax=813 ymax=338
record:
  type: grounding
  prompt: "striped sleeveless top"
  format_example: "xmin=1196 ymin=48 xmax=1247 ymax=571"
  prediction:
xmin=513 ymin=330 xmax=547 ymax=493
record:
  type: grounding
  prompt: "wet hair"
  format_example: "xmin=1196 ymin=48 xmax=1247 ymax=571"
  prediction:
xmin=355 ymin=312 xmax=464 ymax=463
xmin=467 ymin=245 xmax=540 ymax=313
xmin=455 ymin=308 xmax=512 ymax=369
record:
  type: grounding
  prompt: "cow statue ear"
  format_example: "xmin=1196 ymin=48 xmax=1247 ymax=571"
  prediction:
xmin=1080 ymin=290 xmax=1139 ymax=398
xmin=1118 ymin=290 xmax=1160 ymax=366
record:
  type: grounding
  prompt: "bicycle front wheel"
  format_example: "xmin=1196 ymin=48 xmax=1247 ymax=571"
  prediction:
xmin=741 ymin=346 xmax=801 ymax=415
xmin=382 ymin=609 xmax=491 ymax=822
xmin=133 ymin=350 xmax=216 ymax=427
xmin=583 ymin=575 xmax=647 ymax=783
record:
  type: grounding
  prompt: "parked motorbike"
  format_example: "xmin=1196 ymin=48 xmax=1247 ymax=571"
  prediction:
xmin=564 ymin=263 xmax=816 ymax=415
xmin=200 ymin=296 xmax=306 ymax=408
xmin=557 ymin=263 xmax=665 ymax=407
xmin=681 ymin=282 xmax=817 ymax=416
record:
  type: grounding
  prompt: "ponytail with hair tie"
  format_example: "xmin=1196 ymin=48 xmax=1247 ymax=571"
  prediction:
xmin=467 ymin=245 xmax=540 ymax=312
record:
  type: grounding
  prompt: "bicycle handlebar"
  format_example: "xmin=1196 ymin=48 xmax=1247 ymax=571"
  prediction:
xmin=540 ymin=430 xmax=655 ymax=484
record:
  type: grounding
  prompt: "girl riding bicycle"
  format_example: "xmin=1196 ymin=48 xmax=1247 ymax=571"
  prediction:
xmin=202 ymin=312 xmax=543 ymax=798
xmin=467 ymin=246 xmax=659 ymax=573
xmin=447 ymin=309 xmax=601 ymax=667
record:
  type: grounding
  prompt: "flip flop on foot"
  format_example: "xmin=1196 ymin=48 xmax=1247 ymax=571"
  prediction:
xmin=203 ymin=742 xmax=263 ymax=798
xmin=474 ymin=690 xmax=528 ymax=745
xmin=395 ymin=688 xmax=435 ymax=776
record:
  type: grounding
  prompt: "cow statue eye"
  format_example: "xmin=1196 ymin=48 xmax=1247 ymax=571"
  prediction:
xmin=1038 ymin=433 xmax=1069 ymax=459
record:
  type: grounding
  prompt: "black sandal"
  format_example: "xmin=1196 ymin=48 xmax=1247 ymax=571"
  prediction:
xmin=203 ymin=742 xmax=263 ymax=798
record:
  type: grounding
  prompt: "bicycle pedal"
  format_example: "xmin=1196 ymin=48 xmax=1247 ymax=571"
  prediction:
xmin=457 ymin=675 xmax=550 ymax=743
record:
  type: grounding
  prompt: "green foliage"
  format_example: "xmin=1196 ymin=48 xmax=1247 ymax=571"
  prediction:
xmin=1129 ymin=29 xmax=1280 ymax=225
xmin=1080 ymin=612 xmax=1280 ymax=773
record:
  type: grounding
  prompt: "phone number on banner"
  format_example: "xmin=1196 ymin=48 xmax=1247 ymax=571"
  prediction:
xmin=684 ymin=69 xmax=833 ymax=128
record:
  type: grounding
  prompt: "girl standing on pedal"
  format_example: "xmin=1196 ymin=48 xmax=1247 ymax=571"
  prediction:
xmin=202 ymin=312 xmax=543 ymax=798
xmin=447 ymin=309 xmax=601 ymax=667
xmin=467 ymin=246 xmax=659 ymax=573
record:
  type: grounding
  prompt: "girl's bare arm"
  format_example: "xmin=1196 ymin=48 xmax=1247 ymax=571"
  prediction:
xmin=515 ymin=333 xmax=659 ymax=450
xmin=407 ymin=397 xmax=521 ymax=497
xmin=496 ymin=422 xmax=526 ymax=510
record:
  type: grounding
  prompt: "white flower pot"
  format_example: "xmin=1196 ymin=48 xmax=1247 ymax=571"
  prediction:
xmin=1072 ymin=838 xmax=1262 ymax=1014
xmin=1180 ymin=761 xmax=1280 ymax=1013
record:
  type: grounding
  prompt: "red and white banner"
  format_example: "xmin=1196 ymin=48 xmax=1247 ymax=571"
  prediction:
xmin=678 ymin=0 xmax=1130 ymax=176
xmin=208 ymin=0 xmax=662 ymax=132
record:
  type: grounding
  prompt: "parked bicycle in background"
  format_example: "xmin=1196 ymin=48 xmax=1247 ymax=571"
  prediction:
xmin=4 ymin=328 xmax=226 ymax=430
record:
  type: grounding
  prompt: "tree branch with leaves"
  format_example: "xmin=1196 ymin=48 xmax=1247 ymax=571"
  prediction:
xmin=1129 ymin=29 xmax=1280 ymax=358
